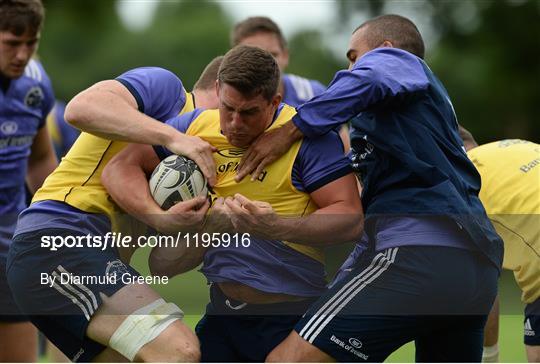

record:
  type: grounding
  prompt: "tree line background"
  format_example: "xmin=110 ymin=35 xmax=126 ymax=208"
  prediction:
xmin=39 ymin=0 xmax=539 ymax=143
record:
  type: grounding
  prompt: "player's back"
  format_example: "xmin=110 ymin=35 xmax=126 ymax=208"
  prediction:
xmin=468 ymin=139 xmax=540 ymax=303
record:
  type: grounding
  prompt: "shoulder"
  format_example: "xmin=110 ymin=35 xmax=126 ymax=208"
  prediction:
xmin=354 ymin=48 xmax=422 ymax=68
xmin=14 ymin=59 xmax=54 ymax=112
xmin=117 ymin=67 xmax=181 ymax=82
xmin=283 ymin=73 xmax=326 ymax=101
xmin=166 ymin=108 xmax=215 ymax=133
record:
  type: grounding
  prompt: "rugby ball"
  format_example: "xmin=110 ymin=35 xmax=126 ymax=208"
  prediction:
xmin=149 ymin=155 xmax=207 ymax=209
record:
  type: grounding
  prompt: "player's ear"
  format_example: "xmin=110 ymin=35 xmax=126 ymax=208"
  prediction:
xmin=281 ymin=48 xmax=290 ymax=69
xmin=271 ymin=93 xmax=282 ymax=108
xmin=380 ymin=40 xmax=394 ymax=49
xmin=215 ymin=80 xmax=221 ymax=97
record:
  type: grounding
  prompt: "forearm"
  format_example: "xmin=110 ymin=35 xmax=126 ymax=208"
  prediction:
xmin=273 ymin=203 xmax=363 ymax=246
xmin=26 ymin=149 xmax=57 ymax=194
xmin=102 ymin=160 xmax=162 ymax=229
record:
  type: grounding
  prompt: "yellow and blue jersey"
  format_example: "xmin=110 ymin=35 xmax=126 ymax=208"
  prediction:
xmin=154 ymin=104 xmax=353 ymax=296
xmin=16 ymin=67 xmax=193 ymax=237
xmin=46 ymin=100 xmax=80 ymax=159
xmin=468 ymin=140 xmax=540 ymax=303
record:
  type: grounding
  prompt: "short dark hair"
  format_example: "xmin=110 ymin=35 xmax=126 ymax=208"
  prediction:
xmin=231 ymin=16 xmax=287 ymax=49
xmin=0 ymin=0 xmax=44 ymax=35
xmin=355 ymin=14 xmax=425 ymax=59
xmin=218 ymin=45 xmax=280 ymax=102
xmin=193 ymin=56 xmax=224 ymax=91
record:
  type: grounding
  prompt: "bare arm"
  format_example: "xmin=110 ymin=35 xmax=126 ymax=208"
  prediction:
xmin=66 ymin=80 xmax=217 ymax=185
xmin=148 ymin=236 xmax=207 ymax=278
xmin=148 ymin=197 xmax=236 ymax=278
xmin=26 ymin=126 xmax=58 ymax=193
xmin=101 ymin=143 xmax=209 ymax=235
xmin=227 ymin=173 xmax=363 ymax=246
xmin=65 ymin=80 xmax=175 ymax=144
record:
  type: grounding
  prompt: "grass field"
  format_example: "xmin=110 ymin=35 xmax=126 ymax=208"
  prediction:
xmin=129 ymin=246 xmax=528 ymax=362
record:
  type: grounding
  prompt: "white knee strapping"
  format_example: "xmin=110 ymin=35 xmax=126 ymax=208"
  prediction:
xmin=108 ymin=298 xmax=184 ymax=361
xmin=482 ymin=344 xmax=499 ymax=363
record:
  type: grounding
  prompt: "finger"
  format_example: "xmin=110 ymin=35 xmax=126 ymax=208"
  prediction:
xmin=194 ymin=199 xmax=210 ymax=213
xmin=233 ymin=194 xmax=258 ymax=212
xmin=254 ymin=200 xmax=271 ymax=209
xmin=235 ymin=154 xmax=264 ymax=182
xmin=169 ymin=196 xmax=206 ymax=212
xmin=225 ymin=197 xmax=245 ymax=214
xmin=194 ymin=151 xmax=217 ymax=187
xmin=237 ymin=143 xmax=255 ymax=172
xmin=250 ymin=157 xmax=272 ymax=182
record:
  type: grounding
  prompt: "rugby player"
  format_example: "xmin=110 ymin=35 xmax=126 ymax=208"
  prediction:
xmin=462 ymin=135 xmax=540 ymax=363
xmin=6 ymin=57 xmax=222 ymax=362
xmin=236 ymin=15 xmax=503 ymax=362
xmin=101 ymin=45 xmax=363 ymax=362
xmin=0 ymin=0 xmax=57 ymax=360
xmin=232 ymin=16 xmax=350 ymax=152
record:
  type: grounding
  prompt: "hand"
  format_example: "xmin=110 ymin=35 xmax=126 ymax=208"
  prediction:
xmin=235 ymin=121 xmax=302 ymax=182
xmin=166 ymin=132 xmax=217 ymax=186
xmin=149 ymin=195 xmax=210 ymax=234
xmin=225 ymin=193 xmax=279 ymax=239
xmin=203 ymin=197 xmax=235 ymax=233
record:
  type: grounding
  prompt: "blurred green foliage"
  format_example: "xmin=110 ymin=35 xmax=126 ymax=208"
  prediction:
xmin=39 ymin=0 xmax=538 ymax=143
xmin=337 ymin=0 xmax=540 ymax=143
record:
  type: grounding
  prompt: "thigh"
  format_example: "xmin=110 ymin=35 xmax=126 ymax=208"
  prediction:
xmin=0 ymin=256 xmax=27 ymax=321
xmin=196 ymin=314 xmax=239 ymax=362
xmin=293 ymin=248 xmax=420 ymax=362
xmin=6 ymin=231 xmax=138 ymax=361
xmin=415 ymin=315 xmax=486 ymax=362
xmin=0 ymin=321 xmax=37 ymax=362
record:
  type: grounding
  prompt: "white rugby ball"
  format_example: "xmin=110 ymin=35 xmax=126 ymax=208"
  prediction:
xmin=149 ymin=155 xmax=207 ymax=209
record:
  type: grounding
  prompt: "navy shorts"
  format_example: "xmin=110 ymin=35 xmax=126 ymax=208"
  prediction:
xmin=525 ymin=298 xmax=540 ymax=345
xmin=6 ymin=228 xmax=141 ymax=362
xmin=0 ymin=255 xmax=28 ymax=322
xmin=294 ymin=246 xmax=498 ymax=362
xmin=196 ymin=284 xmax=318 ymax=362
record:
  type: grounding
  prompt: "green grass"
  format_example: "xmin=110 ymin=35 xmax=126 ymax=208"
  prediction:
xmin=128 ymin=247 xmax=528 ymax=362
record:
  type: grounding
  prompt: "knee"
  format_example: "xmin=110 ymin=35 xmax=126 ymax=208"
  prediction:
xmin=265 ymin=349 xmax=284 ymax=362
xmin=164 ymin=337 xmax=201 ymax=363
xmin=526 ymin=346 xmax=540 ymax=363
xmin=138 ymin=331 xmax=201 ymax=363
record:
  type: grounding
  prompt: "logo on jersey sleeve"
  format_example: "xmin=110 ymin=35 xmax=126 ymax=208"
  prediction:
xmin=0 ymin=121 xmax=18 ymax=135
xmin=24 ymin=86 xmax=44 ymax=108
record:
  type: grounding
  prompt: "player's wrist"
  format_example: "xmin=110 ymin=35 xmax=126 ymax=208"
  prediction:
xmin=161 ymin=125 xmax=183 ymax=151
xmin=283 ymin=120 xmax=303 ymax=142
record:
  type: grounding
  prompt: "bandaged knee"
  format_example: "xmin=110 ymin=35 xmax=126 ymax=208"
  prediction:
xmin=109 ymin=298 xmax=184 ymax=361
xmin=482 ymin=344 xmax=499 ymax=363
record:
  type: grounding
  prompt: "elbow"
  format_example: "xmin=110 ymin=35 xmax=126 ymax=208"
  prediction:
xmin=349 ymin=217 xmax=364 ymax=242
xmin=100 ymin=160 xmax=115 ymax=194
xmin=149 ymin=261 xmax=168 ymax=278
xmin=149 ymin=253 xmax=174 ymax=278
xmin=64 ymin=93 xmax=91 ymax=129
xmin=344 ymin=210 xmax=364 ymax=243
